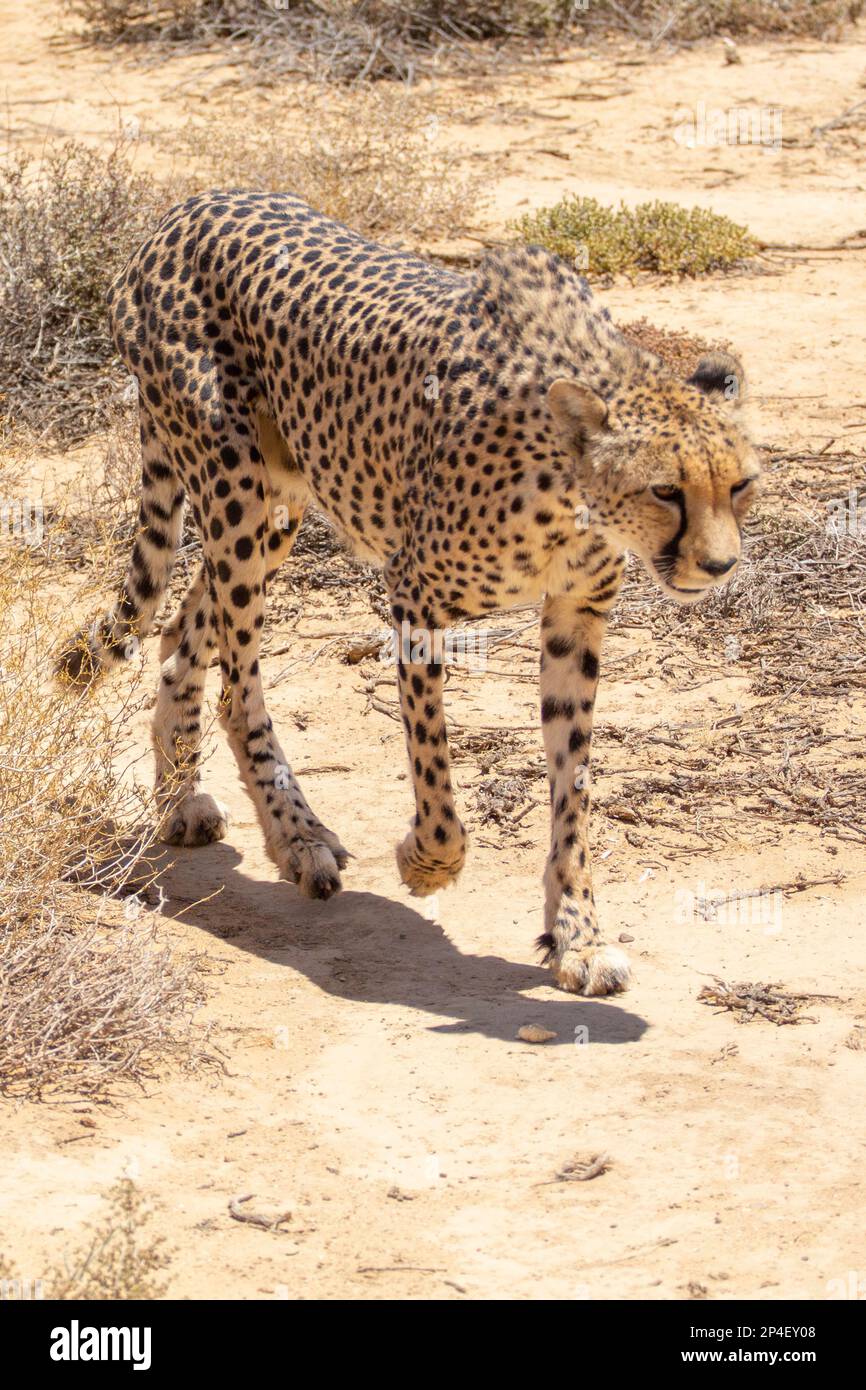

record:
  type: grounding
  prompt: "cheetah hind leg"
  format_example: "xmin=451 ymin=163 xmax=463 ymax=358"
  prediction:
xmin=204 ymin=466 xmax=349 ymax=897
xmin=152 ymin=563 xmax=230 ymax=849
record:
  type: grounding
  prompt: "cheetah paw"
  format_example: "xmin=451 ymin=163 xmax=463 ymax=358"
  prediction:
xmin=552 ymin=944 xmax=631 ymax=997
xmin=396 ymin=827 xmax=465 ymax=896
xmin=276 ymin=840 xmax=343 ymax=901
xmin=161 ymin=793 xmax=230 ymax=848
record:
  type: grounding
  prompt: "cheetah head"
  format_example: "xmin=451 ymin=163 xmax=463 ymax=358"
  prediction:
xmin=547 ymin=353 xmax=760 ymax=605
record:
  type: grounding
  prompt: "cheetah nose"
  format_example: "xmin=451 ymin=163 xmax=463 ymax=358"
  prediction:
xmin=697 ymin=555 xmax=737 ymax=577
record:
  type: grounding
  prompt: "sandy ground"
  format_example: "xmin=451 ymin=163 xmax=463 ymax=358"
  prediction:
xmin=1 ymin=4 xmax=865 ymax=1300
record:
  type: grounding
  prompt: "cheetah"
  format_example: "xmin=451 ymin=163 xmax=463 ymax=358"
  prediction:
xmin=58 ymin=192 xmax=759 ymax=996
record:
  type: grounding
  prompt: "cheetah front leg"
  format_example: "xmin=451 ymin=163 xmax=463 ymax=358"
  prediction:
xmin=215 ymin=606 xmax=347 ymax=897
xmin=537 ymin=592 xmax=630 ymax=996
xmin=388 ymin=583 xmax=466 ymax=896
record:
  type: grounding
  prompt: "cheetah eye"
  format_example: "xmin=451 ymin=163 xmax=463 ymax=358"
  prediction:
xmin=731 ymin=478 xmax=756 ymax=497
xmin=651 ymin=485 xmax=682 ymax=503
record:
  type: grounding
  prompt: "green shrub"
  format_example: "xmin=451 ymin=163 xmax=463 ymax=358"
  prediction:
xmin=509 ymin=195 xmax=758 ymax=278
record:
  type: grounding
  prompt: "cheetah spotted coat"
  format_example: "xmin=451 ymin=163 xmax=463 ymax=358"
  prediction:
xmin=60 ymin=192 xmax=758 ymax=995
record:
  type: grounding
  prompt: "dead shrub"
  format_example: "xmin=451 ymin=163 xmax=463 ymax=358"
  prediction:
xmin=0 ymin=1179 xmax=171 ymax=1299
xmin=173 ymin=87 xmax=482 ymax=243
xmin=70 ymin=2 xmax=864 ymax=85
xmin=0 ymin=448 xmax=204 ymax=1100
xmin=635 ymin=1 xmax=863 ymax=41
xmin=0 ymin=141 xmax=169 ymax=445
xmin=72 ymin=1 xmax=578 ymax=82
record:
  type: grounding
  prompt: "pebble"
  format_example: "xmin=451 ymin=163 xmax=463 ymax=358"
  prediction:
xmin=517 ymin=1024 xmax=557 ymax=1044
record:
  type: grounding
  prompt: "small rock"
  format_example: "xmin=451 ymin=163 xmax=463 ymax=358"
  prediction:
xmin=619 ymin=932 xmax=635 ymax=943
xmin=517 ymin=1024 xmax=557 ymax=1044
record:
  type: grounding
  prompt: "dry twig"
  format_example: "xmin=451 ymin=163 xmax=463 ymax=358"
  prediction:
xmin=228 ymin=1194 xmax=292 ymax=1233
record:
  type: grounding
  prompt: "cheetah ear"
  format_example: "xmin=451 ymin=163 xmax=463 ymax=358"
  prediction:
xmin=687 ymin=352 xmax=746 ymax=407
xmin=547 ymin=379 xmax=609 ymax=447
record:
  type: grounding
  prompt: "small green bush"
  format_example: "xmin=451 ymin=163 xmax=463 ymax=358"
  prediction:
xmin=509 ymin=195 xmax=758 ymax=278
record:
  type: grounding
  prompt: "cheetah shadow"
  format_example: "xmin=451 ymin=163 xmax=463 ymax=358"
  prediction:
xmin=154 ymin=842 xmax=648 ymax=1046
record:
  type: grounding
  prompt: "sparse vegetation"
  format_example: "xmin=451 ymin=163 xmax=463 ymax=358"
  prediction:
xmin=72 ymin=0 xmax=579 ymax=82
xmin=1 ymin=1180 xmax=171 ymax=1298
xmin=175 ymin=87 xmax=481 ymax=242
xmin=0 ymin=142 xmax=168 ymax=445
xmin=509 ymin=195 xmax=758 ymax=278
xmin=70 ymin=2 xmax=864 ymax=84
xmin=0 ymin=445 xmax=204 ymax=1100
xmin=637 ymin=0 xmax=862 ymax=40
xmin=53 ymin=1180 xmax=172 ymax=1299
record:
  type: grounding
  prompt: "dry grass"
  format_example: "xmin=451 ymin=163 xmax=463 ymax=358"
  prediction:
xmin=0 ymin=445 xmax=205 ymax=1101
xmin=174 ymin=86 xmax=481 ymax=243
xmin=0 ymin=141 xmax=170 ymax=445
xmin=70 ymin=3 xmax=864 ymax=86
xmin=72 ymin=0 xmax=578 ymax=82
xmin=0 ymin=1180 xmax=171 ymax=1298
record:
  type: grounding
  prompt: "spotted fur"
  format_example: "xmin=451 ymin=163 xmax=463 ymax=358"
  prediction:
xmin=58 ymin=192 xmax=759 ymax=995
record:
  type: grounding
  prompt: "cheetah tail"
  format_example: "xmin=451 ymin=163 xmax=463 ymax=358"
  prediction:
xmin=56 ymin=436 xmax=186 ymax=689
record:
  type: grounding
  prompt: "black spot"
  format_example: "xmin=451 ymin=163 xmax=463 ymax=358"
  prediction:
xmin=581 ymin=650 xmax=599 ymax=681
xmin=546 ymin=634 xmax=574 ymax=659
